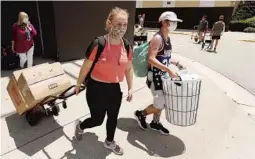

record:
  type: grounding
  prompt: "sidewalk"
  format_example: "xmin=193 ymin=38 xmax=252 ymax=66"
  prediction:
xmin=1 ymin=55 xmax=255 ymax=159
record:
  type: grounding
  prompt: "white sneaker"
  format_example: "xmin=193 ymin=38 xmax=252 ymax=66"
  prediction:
xmin=74 ymin=120 xmax=83 ymax=140
xmin=104 ymin=140 xmax=124 ymax=155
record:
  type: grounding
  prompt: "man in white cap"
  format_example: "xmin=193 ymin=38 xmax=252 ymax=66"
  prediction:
xmin=134 ymin=11 xmax=185 ymax=135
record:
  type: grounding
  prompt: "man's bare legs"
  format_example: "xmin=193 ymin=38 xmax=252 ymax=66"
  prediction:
xmin=135 ymin=105 xmax=169 ymax=135
xmin=142 ymin=104 xmax=160 ymax=116
xmin=210 ymin=39 xmax=215 ymax=50
xmin=214 ymin=39 xmax=219 ymax=52
xmin=198 ymin=32 xmax=204 ymax=43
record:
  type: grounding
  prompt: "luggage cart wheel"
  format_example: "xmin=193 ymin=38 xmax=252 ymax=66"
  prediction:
xmin=46 ymin=104 xmax=60 ymax=116
xmin=51 ymin=105 xmax=60 ymax=116
xmin=26 ymin=112 xmax=39 ymax=126
xmin=25 ymin=106 xmax=45 ymax=126
xmin=62 ymin=101 xmax=67 ymax=109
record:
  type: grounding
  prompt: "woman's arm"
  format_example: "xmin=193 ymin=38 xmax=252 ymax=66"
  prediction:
xmin=125 ymin=61 xmax=133 ymax=92
xmin=28 ymin=24 xmax=37 ymax=36
xmin=170 ymin=60 xmax=185 ymax=69
xmin=76 ymin=59 xmax=93 ymax=86
xmin=76 ymin=45 xmax=98 ymax=86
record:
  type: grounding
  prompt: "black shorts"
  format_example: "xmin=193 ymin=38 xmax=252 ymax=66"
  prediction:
xmin=212 ymin=36 xmax=220 ymax=40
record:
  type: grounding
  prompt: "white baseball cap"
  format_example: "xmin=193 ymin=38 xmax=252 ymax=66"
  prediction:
xmin=158 ymin=11 xmax=183 ymax=22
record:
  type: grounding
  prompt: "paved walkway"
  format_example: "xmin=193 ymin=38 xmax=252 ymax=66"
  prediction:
xmin=1 ymin=30 xmax=255 ymax=159
xmin=1 ymin=54 xmax=255 ymax=158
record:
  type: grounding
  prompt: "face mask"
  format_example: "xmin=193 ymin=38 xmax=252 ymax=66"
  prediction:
xmin=110 ymin=26 xmax=127 ymax=39
xmin=168 ymin=22 xmax=177 ymax=32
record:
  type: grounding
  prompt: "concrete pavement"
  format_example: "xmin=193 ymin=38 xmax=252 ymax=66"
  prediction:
xmin=167 ymin=31 xmax=255 ymax=96
xmin=1 ymin=30 xmax=255 ymax=159
xmin=1 ymin=54 xmax=255 ymax=158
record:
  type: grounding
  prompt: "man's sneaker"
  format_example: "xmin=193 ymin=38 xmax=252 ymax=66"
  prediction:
xmin=149 ymin=121 xmax=170 ymax=135
xmin=104 ymin=140 xmax=124 ymax=155
xmin=74 ymin=120 xmax=83 ymax=140
xmin=134 ymin=110 xmax=147 ymax=130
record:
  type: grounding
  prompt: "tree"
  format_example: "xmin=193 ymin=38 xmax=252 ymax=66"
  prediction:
xmin=232 ymin=1 xmax=255 ymax=21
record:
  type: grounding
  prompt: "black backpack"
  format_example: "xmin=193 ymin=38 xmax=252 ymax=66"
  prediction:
xmin=84 ymin=36 xmax=131 ymax=83
xmin=1 ymin=46 xmax=20 ymax=70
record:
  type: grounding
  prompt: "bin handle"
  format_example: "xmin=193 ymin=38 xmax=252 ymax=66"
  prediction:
xmin=171 ymin=76 xmax=182 ymax=87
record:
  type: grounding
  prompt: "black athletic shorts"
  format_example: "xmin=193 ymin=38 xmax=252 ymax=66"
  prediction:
xmin=212 ymin=36 xmax=220 ymax=40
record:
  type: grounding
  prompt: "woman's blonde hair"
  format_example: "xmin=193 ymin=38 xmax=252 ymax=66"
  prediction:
xmin=105 ymin=7 xmax=129 ymax=32
xmin=17 ymin=12 xmax=29 ymax=25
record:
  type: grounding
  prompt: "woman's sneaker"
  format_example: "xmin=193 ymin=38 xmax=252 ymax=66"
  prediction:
xmin=134 ymin=110 xmax=147 ymax=130
xmin=104 ymin=140 xmax=124 ymax=155
xmin=149 ymin=121 xmax=170 ymax=135
xmin=74 ymin=120 xmax=83 ymax=140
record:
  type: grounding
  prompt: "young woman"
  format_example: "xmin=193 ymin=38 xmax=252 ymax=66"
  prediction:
xmin=12 ymin=12 xmax=37 ymax=68
xmin=74 ymin=7 xmax=133 ymax=155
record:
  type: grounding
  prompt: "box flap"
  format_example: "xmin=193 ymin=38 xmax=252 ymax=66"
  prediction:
xmin=20 ymin=62 xmax=64 ymax=86
xmin=12 ymin=63 xmax=49 ymax=81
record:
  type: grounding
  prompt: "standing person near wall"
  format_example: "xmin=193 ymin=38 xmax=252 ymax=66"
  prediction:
xmin=139 ymin=13 xmax=145 ymax=27
xmin=197 ymin=15 xmax=208 ymax=44
xmin=11 ymin=12 xmax=37 ymax=68
xmin=74 ymin=7 xmax=133 ymax=155
xmin=209 ymin=15 xmax=225 ymax=53
xmin=134 ymin=11 xmax=185 ymax=135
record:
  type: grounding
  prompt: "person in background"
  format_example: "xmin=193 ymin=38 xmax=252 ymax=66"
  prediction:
xmin=134 ymin=11 xmax=185 ymax=135
xmin=139 ymin=13 xmax=145 ymax=27
xmin=209 ymin=15 xmax=225 ymax=53
xmin=197 ymin=15 xmax=208 ymax=44
xmin=74 ymin=7 xmax=133 ymax=155
xmin=12 ymin=12 xmax=37 ymax=68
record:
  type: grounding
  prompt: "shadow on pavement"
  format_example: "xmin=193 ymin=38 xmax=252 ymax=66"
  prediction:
xmin=117 ymin=118 xmax=186 ymax=158
xmin=59 ymin=132 xmax=111 ymax=159
xmin=4 ymin=113 xmax=64 ymax=156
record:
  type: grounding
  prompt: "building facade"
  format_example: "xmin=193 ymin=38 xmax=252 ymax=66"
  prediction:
xmin=136 ymin=1 xmax=236 ymax=8
xmin=136 ymin=1 xmax=238 ymax=30
xmin=1 ymin=1 xmax=136 ymax=62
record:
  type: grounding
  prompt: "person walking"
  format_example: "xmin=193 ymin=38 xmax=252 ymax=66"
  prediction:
xmin=197 ymin=15 xmax=208 ymax=44
xmin=134 ymin=11 xmax=185 ymax=135
xmin=74 ymin=7 xmax=133 ymax=156
xmin=209 ymin=15 xmax=225 ymax=53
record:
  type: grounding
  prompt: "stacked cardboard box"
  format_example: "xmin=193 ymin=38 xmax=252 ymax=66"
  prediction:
xmin=7 ymin=62 xmax=71 ymax=115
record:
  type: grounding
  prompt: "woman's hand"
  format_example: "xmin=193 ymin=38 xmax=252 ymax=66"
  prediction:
xmin=11 ymin=46 xmax=15 ymax=53
xmin=126 ymin=90 xmax=133 ymax=102
xmin=167 ymin=68 xmax=177 ymax=79
xmin=75 ymin=84 xmax=81 ymax=95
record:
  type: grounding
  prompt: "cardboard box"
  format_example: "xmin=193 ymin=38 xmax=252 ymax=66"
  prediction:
xmin=7 ymin=62 xmax=71 ymax=115
xmin=7 ymin=63 xmax=49 ymax=115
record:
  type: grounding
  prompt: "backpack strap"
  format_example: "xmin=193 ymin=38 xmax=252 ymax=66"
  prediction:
xmin=84 ymin=36 xmax=106 ymax=83
xmin=94 ymin=36 xmax=106 ymax=63
xmin=122 ymin=37 xmax=131 ymax=57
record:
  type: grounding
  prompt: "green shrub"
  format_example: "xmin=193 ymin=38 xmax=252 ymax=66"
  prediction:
xmin=243 ymin=16 xmax=255 ymax=24
xmin=229 ymin=16 xmax=255 ymax=31
xmin=244 ymin=27 xmax=255 ymax=33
